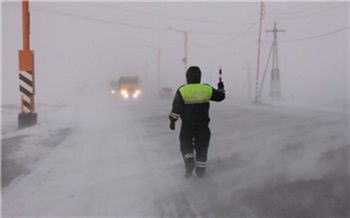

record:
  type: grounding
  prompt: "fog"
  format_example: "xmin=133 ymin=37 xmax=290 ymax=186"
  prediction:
xmin=2 ymin=95 xmax=349 ymax=216
xmin=2 ymin=1 xmax=349 ymax=108
xmin=1 ymin=1 xmax=349 ymax=217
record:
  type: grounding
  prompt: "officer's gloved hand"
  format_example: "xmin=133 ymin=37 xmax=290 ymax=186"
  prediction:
xmin=169 ymin=120 xmax=175 ymax=130
xmin=218 ymin=81 xmax=224 ymax=90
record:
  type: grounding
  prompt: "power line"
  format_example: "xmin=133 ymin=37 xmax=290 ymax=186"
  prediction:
xmin=191 ymin=20 xmax=259 ymax=48
xmin=85 ymin=2 xmax=257 ymax=26
xmin=276 ymin=26 xmax=349 ymax=43
xmin=267 ymin=1 xmax=340 ymax=15
xmin=3 ymin=2 xmax=248 ymax=36
xmin=3 ymin=2 xmax=170 ymax=32
xmin=265 ymin=2 xmax=347 ymax=20
xmin=189 ymin=41 xmax=257 ymax=62
xmin=191 ymin=25 xmax=349 ymax=61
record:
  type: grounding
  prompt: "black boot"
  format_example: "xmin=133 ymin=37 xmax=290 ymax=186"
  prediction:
xmin=195 ymin=167 xmax=206 ymax=178
xmin=184 ymin=170 xmax=192 ymax=178
xmin=184 ymin=156 xmax=195 ymax=179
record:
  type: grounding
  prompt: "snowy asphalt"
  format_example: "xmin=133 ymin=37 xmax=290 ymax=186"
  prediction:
xmin=2 ymin=96 xmax=349 ymax=217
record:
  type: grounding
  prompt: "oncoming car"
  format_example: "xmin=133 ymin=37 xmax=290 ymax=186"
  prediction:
xmin=119 ymin=76 xmax=141 ymax=99
xmin=110 ymin=76 xmax=141 ymax=99
xmin=120 ymin=88 xmax=141 ymax=99
xmin=159 ymin=87 xmax=173 ymax=99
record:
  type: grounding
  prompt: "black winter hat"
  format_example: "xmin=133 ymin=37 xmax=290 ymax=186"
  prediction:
xmin=186 ymin=66 xmax=201 ymax=84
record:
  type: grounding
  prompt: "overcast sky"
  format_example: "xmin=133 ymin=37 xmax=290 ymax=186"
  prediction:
xmin=1 ymin=1 xmax=349 ymax=106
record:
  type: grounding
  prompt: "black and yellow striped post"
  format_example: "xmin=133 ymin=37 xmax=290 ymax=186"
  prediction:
xmin=18 ymin=0 xmax=37 ymax=128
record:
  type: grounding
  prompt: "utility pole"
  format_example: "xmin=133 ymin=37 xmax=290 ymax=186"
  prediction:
xmin=156 ymin=48 xmax=160 ymax=91
xmin=148 ymin=46 xmax=161 ymax=92
xmin=254 ymin=0 xmax=264 ymax=103
xmin=18 ymin=0 xmax=37 ymax=128
xmin=243 ymin=64 xmax=253 ymax=98
xmin=259 ymin=21 xmax=285 ymax=99
xmin=184 ymin=31 xmax=188 ymax=71
xmin=169 ymin=27 xmax=188 ymax=74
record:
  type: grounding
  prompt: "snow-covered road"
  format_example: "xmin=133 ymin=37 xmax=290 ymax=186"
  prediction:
xmin=2 ymin=94 xmax=349 ymax=217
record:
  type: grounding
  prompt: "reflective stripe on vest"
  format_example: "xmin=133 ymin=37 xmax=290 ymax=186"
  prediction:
xmin=179 ymin=84 xmax=212 ymax=104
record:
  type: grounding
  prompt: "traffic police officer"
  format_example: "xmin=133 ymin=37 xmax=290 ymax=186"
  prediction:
xmin=169 ymin=66 xmax=225 ymax=178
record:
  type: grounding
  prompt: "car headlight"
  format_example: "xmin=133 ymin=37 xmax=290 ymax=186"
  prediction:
xmin=121 ymin=90 xmax=127 ymax=95
xmin=135 ymin=90 xmax=141 ymax=95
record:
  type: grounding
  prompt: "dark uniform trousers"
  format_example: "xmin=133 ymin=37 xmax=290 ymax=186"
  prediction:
xmin=180 ymin=121 xmax=211 ymax=175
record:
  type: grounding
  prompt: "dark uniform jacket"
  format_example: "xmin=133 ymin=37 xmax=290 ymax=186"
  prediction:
xmin=169 ymin=67 xmax=225 ymax=124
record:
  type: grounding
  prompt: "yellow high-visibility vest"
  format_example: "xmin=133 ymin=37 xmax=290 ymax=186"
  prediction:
xmin=179 ymin=84 xmax=212 ymax=104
